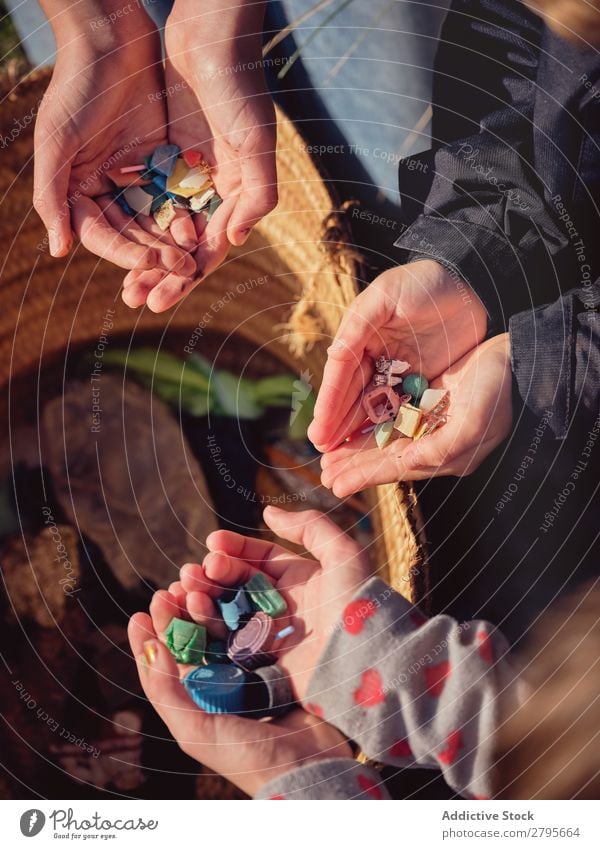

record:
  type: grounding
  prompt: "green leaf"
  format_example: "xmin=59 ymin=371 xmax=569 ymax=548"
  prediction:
xmin=211 ymin=370 xmax=263 ymax=419
xmin=102 ymin=348 xmax=210 ymax=392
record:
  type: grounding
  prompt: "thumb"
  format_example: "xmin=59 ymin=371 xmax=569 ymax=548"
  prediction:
xmin=33 ymin=120 xmax=74 ymax=257
xmin=401 ymin=422 xmax=459 ymax=474
xmin=263 ymin=506 xmax=368 ymax=578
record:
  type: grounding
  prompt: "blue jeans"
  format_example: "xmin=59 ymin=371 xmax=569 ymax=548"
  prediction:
xmin=265 ymin=1 xmax=449 ymax=206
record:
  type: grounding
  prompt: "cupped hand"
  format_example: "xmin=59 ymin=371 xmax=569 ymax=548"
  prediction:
xmin=33 ymin=22 xmax=197 ymax=301
xmin=128 ymin=606 xmax=351 ymax=797
xmin=147 ymin=506 xmax=373 ymax=703
xmin=129 ymin=0 xmax=277 ymax=312
xmin=319 ymin=332 xmax=513 ymax=497
xmin=307 ymin=260 xmax=488 ymax=453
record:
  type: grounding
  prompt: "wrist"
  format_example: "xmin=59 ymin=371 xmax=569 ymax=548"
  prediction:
xmin=167 ymin=0 xmax=266 ymax=61
xmin=44 ymin=0 xmax=157 ymax=56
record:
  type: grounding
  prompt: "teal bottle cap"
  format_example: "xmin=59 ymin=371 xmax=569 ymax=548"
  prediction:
xmin=183 ymin=664 xmax=248 ymax=714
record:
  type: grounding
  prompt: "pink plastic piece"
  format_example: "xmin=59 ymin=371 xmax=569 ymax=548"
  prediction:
xmin=362 ymin=384 xmax=401 ymax=424
xmin=120 ymin=164 xmax=146 ymax=173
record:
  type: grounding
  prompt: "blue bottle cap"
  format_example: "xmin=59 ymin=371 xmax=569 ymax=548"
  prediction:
xmin=183 ymin=664 xmax=248 ymax=714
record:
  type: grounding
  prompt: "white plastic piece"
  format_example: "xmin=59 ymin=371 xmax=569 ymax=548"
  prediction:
xmin=419 ymin=388 xmax=448 ymax=413
xmin=123 ymin=186 xmax=153 ymax=217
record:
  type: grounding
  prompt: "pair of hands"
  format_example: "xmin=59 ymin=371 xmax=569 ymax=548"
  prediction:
xmin=309 ymin=260 xmax=514 ymax=496
xmin=128 ymin=506 xmax=371 ymax=797
xmin=34 ymin=0 xmax=277 ymax=312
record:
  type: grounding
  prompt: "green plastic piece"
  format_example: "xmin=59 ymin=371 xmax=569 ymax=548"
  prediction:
xmin=374 ymin=420 xmax=394 ymax=449
xmin=244 ymin=573 xmax=287 ymax=618
xmin=165 ymin=617 xmax=206 ymax=665
xmin=402 ymin=372 xmax=429 ymax=404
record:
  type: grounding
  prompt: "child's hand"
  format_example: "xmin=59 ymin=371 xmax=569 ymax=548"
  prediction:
xmin=147 ymin=506 xmax=373 ymax=702
xmin=308 ymin=260 xmax=488 ymax=452
xmin=128 ymin=613 xmax=351 ymax=797
xmin=320 ymin=333 xmax=513 ymax=496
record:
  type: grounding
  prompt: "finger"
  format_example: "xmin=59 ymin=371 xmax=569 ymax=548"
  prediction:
xmin=169 ymin=208 xmax=199 ymax=252
xmin=33 ymin=120 xmax=74 ymax=257
xmin=204 ymin=550 xmax=255 ymax=587
xmin=185 ymin=591 xmax=228 ymax=640
xmin=193 ymin=193 xmax=237 ymax=273
xmin=168 ymin=581 xmax=187 ymax=610
xmin=320 ymin=439 xmax=412 ymax=497
xmin=128 ymin=614 xmax=215 ymax=733
xmin=321 ymin=430 xmax=411 ymax=472
xmin=309 ymin=344 xmax=381 ymax=450
xmin=226 ymin=120 xmax=278 ymax=246
xmin=149 ymin=589 xmax=188 ymax=643
xmin=99 ymin=197 xmax=195 ymax=277
xmin=310 ymin=280 xmax=402 ymax=447
xmin=262 ymin=506 xmax=363 ymax=574
xmin=121 ymin=270 xmax=165 ymax=308
xmin=144 ymin=272 xmax=197 ymax=313
xmin=180 ymin=561 xmax=225 ymax=598
xmin=205 ymin=530 xmax=300 ymax=578
xmin=312 ymin=393 xmax=371 ymax=455
xmin=71 ymin=196 xmax=157 ymax=269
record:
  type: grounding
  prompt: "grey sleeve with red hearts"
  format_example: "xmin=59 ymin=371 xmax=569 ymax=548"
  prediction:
xmin=301 ymin=578 xmax=523 ymax=798
xmin=256 ymin=758 xmax=391 ymax=800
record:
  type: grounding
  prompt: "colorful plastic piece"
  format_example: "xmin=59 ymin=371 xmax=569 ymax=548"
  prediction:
xmin=374 ymin=420 xmax=395 ymax=449
xmin=123 ymin=185 xmax=153 ymax=217
xmin=164 ymin=617 xmax=206 ymax=665
xmin=217 ymin=588 xmax=252 ymax=631
xmin=402 ymin=373 xmax=429 ymax=404
xmin=245 ymin=573 xmax=287 ymax=617
xmin=362 ymin=384 xmax=401 ymax=424
xmin=393 ymin=403 xmax=423 ymax=438
xmin=227 ymin=612 xmax=277 ymax=671
xmin=183 ymin=664 xmax=248 ymax=713
xmin=114 ymin=192 xmax=136 ymax=217
xmin=154 ymin=199 xmax=176 ymax=231
xmin=419 ymin=388 xmax=449 ymax=413
xmin=150 ymin=144 xmax=180 ymax=177
xmin=183 ymin=149 xmax=202 ymax=168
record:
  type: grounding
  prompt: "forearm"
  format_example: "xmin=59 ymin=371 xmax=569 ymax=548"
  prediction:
xmin=302 ymin=579 xmax=523 ymax=798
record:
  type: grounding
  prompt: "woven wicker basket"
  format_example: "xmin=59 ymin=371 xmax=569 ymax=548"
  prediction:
xmin=0 ymin=69 xmax=427 ymax=598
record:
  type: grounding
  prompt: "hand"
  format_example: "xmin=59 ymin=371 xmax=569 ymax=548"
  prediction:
xmin=307 ymin=260 xmax=488 ymax=452
xmin=124 ymin=0 xmax=277 ymax=312
xmin=34 ymin=4 xmax=197 ymax=303
xmin=145 ymin=506 xmax=372 ymax=708
xmin=320 ymin=333 xmax=513 ymax=496
xmin=129 ymin=516 xmax=356 ymax=797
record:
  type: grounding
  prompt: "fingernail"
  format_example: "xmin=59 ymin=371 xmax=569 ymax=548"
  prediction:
xmin=238 ymin=227 xmax=252 ymax=244
xmin=48 ymin=231 xmax=61 ymax=257
xmin=143 ymin=640 xmax=159 ymax=665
